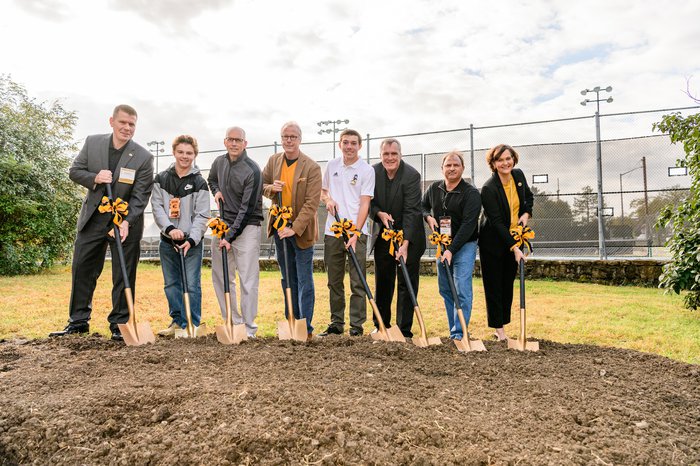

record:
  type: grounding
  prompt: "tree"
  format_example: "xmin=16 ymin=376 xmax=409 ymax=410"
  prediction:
xmin=572 ymin=185 xmax=597 ymax=223
xmin=629 ymin=186 xmax=688 ymax=244
xmin=529 ymin=187 xmax=574 ymax=241
xmin=0 ymin=75 xmax=81 ymax=275
xmin=653 ymin=111 xmax=700 ymax=310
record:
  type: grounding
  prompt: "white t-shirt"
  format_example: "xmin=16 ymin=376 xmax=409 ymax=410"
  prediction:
xmin=322 ymin=156 xmax=375 ymax=236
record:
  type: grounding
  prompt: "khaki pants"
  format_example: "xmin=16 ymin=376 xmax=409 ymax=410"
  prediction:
xmin=211 ymin=225 xmax=261 ymax=336
xmin=324 ymin=234 xmax=367 ymax=333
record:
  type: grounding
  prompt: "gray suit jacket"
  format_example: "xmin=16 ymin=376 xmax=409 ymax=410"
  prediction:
xmin=69 ymin=134 xmax=154 ymax=232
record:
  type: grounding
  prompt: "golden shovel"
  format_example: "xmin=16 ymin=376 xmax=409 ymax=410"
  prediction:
xmin=211 ymin=201 xmax=247 ymax=345
xmin=508 ymin=258 xmax=539 ymax=352
xmin=273 ymin=194 xmax=308 ymax=342
xmin=332 ymin=213 xmax=404 ymax=342
xmin=102 ymin=184 xmax=155 ymax=346
xmin=175 ymin=243 xmax=207 ymax=338
xmin=385 ymin=221 xmax=440 ymax=347
xmin=437 ymin=234 xmax=485 ymax=352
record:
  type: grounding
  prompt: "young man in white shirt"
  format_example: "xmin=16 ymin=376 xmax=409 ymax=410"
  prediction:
xmin=320 ymin=129 xmax=375 ymax=337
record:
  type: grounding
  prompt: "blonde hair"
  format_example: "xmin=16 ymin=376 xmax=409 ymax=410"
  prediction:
xmin=441 ymin=150 xmax=464 ymax=167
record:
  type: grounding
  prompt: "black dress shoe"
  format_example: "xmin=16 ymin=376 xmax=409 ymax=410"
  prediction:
xmin=49 ymin=324 xmax=89 ymax=337
xmin=349 ymin=328 xmax=363 ymax=337
xmin=111 ymin=328 xmax=124 ymax=342
xmin=318 ymin=325 xmax=343 ymax=337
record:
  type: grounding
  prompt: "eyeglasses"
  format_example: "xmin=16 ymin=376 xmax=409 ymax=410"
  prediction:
xmin=225 ymin=137 xmax=244 ymax=144
xmin=281 ymin=135 xmax=299 ymax=141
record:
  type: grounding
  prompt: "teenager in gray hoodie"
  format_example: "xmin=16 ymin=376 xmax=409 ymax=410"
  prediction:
xmin=151 ymin=135 xmax=210 ymax=337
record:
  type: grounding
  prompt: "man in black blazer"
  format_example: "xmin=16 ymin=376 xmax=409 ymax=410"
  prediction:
xmin=50 ymin=105 xmax=153 ymax=341
xmin=370 ymin=138 xmax=426 ymax=338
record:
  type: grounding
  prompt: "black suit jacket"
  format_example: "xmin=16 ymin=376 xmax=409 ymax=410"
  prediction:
xmin=69 ymin=134 xmax=154 ymax=233
xmin=478 ymin=168 xmax=533 ymax=256
xmin=370 ymin=160 xmax=426 ymax=258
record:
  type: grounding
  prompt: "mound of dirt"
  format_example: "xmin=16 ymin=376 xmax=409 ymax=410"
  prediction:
xmin=1 ymin=335 xmax=698 ymax=465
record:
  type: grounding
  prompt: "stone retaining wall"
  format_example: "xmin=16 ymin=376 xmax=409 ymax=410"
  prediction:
xmin=191 ymin=257 xmax=667 ymax=287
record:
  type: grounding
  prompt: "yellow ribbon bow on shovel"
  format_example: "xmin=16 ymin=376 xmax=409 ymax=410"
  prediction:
xmin=428 ymin=231 xmax=452 ymax=258
xmin=98 ymin=196 xmax=129 ymax=237
xmin=208 ymin=217 xmax=229 ymax=239
xmin=269 ymin=204 xmax=294 ymax=231
xmin=331 ymin=218 xmax=361 ymax=239
xmin=510 ymin=224 xmax=535 ymax=254
xmin=381 ymin=227 xmax=404 ymax=257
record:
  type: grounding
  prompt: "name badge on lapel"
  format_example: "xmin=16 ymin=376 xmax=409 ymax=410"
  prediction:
xmin=118 ymin=168 xmax=136 ymax=185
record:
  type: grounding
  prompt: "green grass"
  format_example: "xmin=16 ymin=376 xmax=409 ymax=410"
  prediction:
xmin=1 ymin=263 xmax=698 ymax=364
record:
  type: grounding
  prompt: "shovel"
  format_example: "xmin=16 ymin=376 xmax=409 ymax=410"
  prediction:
xmin=104 ymin=184 xmax=155 ymax=346
xmin=433 ymin=227 xmax=485 ymax=352
xmin=175 ymin=239 xmax=207 ymax=338
xmin=508 ymin=258 xmax=539 ymax=351
xmin=213 ymin=200 xmax=247 ymax=345
xmin=386 ymin=221 xmax=440 ymax=347
xmin=332 ymin=212 xmax=405 ymax=343
xmin=274 ymin=193 xmax=308 ymax=342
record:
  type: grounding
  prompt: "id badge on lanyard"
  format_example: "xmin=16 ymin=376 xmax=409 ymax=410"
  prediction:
xmin=439 ymin=216 xmax=451 ymax=237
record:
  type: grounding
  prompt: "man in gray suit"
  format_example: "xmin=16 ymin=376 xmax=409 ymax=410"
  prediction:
xmin=50 ymin=104 xmax=153 ymax=341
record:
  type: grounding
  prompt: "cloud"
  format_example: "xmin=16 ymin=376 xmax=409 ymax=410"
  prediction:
xmin=107 ymin=0 xmax=233 ymax=33
xmin=11 ymin=0 xmax=71 ymax=21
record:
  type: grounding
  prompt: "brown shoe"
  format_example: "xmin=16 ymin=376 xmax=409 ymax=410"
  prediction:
xmin=307 ymin=333 xmax=313 ymax=342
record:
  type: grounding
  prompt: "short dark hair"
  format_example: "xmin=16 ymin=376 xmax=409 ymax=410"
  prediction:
xmin=486 ymin=144 xmax=519 ymax=172
xmin=113 ymin=104 xmax=137 ymax=118
xmin=339 ymin=129 xmax=362 ymax=146
xmin=172 ymin=134 xmax=199 ymax=155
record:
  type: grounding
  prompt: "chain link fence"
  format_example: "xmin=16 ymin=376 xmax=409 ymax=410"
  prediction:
xmin=140 ymin=106 xmax=699 ymax=260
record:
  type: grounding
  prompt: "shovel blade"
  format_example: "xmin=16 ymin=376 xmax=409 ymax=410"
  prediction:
xmin=386 ymin=325 xmax=406 ymax=343
xmin=508 ymin=338 xmax=539 ymax=352
xmin=118 ymin=322 xmax=155 ymax=346
xmin=454 ymin=337 xmax=486 ymax=352
xmin=196 ymin=323 xmax=209 ymax=337
xmin=427 ymin=337 xmax=442 ymax=346
xmin=277 ymin=320 xmax=292 ymax=340
xmin=412 ymin=337 xmax=429 ymax=347
xmin=277 ymin=318 xmax=308 ymax=342
xmin=215 ymin=323 xmax=247 ymax=345
xmin=372 ymin=325 xmax=406 ymax=342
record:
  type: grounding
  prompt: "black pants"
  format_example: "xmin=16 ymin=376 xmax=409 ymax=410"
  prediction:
xmin=68 ymin=218 xmax=142 ymax=327
xmin=480 ymin=248 xmax=518 ymax=328
xmin=373 ymin=237 xmax=421 ymax=337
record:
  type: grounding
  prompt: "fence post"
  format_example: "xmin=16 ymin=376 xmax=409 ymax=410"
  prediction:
xmin=470 ymin=123 xmax=475 ymax=185
xmin=594 ymin=111 xmax=607 ymax=259
xmin=366 ymin=133 xmax=371 ymax=163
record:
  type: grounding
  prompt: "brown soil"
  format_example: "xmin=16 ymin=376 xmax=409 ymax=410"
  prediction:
xmin=1 ymin=335 xmax=698 ymax=465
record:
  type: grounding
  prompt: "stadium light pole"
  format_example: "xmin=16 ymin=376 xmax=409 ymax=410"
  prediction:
xmin=317 ymin=119 xmax=349 ymax=159
xmin=147 ymin=140 xmax=165 ymax=174
xmin=581 ymin=85 xmax=613 ymax=259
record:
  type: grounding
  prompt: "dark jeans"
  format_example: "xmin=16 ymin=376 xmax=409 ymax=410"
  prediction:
xmin=159 ymin=240 xmax=203 ymax=328
xmin=274 ymin=232 xmax=315 ymax=333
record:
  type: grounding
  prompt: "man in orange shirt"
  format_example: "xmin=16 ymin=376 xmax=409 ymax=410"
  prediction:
xmin=262 ymin=122 xmax=322 ymax=340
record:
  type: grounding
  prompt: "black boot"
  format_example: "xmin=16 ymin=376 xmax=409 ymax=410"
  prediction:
xmin=49 ymin=323 xmax=89 ymax=337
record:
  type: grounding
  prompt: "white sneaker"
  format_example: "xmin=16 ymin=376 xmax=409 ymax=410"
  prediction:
xmin=158 ymin=322 xmax=178 ymax=337
xmin=174 ymin=327 xmax=188 ymax=338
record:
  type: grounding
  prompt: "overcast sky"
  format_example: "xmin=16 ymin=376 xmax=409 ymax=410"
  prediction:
xmin=2 ymin=0 xmax=699 ymax=163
